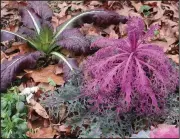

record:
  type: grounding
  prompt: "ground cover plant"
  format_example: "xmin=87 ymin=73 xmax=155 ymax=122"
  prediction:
xmin=1 ymin=1 xmax=179 ymax=138
xmin=1 ymin=87 xmax=28 ymax=138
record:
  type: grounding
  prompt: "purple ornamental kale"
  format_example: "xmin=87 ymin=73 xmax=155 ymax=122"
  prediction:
xmin=82 ymin=17 xmax=178 ymax=115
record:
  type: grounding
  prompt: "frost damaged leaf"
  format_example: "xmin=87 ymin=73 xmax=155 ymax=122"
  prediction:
xmin=0 ymin=51 xmax=41 ymax=91
xmin=56 ymin=28 xmax=91 ymax=54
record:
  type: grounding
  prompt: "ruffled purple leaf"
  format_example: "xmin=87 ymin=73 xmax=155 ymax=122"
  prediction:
xmin=0 ymin=51 xmax=42 ymax=91
xmin=56 ymin=28 xmax=91 ymax=54
xmin=82 ymin=17 xmax=178 ymax=115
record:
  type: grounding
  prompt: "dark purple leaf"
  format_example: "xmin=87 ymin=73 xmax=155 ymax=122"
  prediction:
xmin=18 ymin=1 xmax=53 ymax=34
xmin=56 ymin=10 xmax=128 ymax=33
xmin=56 ymin=28 xmax=91 ymax=54
xmin=17 ymin=26 xmax=36 ymax=38
xmin=19 ymin=7 xmax=41 ymax=30
xmin=89 ymin=10 xmax=128 ymax=26
xmin=28 ymin=1 xmax=53 ymax=20
xmin=1 ymin=30 xmax=15 ymax=42
xmin=0 ymin=51 xmax=42 ymax=91
xmin=82 ymin=17 xmax=178 ymax=115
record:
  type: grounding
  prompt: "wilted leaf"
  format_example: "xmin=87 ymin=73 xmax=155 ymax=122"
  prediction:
xmin=30 ymin=99 xmax=49 ymax=119
xmin=0 ymin=51 xmax=41 ymax=91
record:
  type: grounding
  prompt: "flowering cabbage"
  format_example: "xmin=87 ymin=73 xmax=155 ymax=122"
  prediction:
xmin=82 ymin=17 xmax=178 ymax=115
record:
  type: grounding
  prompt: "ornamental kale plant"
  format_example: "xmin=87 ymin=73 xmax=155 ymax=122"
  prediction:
xmin=82 ymin=17 xmax=178 ymax=115
xmin=1 ymin=1 xmax=127 ymax=91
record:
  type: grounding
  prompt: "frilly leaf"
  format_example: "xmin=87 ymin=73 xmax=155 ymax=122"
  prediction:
xmin=0 ymin=51 xmax=42 ymax=91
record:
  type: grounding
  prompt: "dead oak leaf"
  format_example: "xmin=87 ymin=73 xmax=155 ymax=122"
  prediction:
xmin=5 ymin=42 xmax=34 ymax=54
xmin=26 ymin=127 xmax=57 ymax=138
xmin=54 ymin=64 xmax=63 ymax=75
xmin=115 ymin=5 xmax=134 ymax=17
xmin=25 ymin=65 xmax=65 ymax=85
xmin=168 ymin=55 xmax=179 ymax=64
xmin=150 ymin=41 xmax=170 ymax=52
xmin=131 ymin=1 xmax=143 ymax=13
xmin=1 ymin=51 xmax=9 ymax=63
xmin=103 ymin=25 xmax=119 ymax=39
xmin=30 ymin=99 xmax=49 ymax=119
xmin=38 ymin=82 xmax=55 ymax=92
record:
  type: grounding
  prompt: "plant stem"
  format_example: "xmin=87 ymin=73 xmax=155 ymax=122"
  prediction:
xmin=50 ymin=51 xmax=74 ymax=71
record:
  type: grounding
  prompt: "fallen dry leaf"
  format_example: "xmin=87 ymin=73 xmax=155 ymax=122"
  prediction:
xmin=103 ymin=25 xmax=118 ymax=39
xmin=80 ymin=23 xmax=100 ymax=36
xmin=38 ymin=83 xmax=55 ymax=92
xmin=131 ymin=1 xmax=143 ymax=13
xmin=30 ymin=99 xmax=49 ymax=119
xmin=1 ymin=51 xmax=9 ymax=63
xmin=150 ymin=41 xmax=169 ymax=52
xmin=54 ymin=64 xmax=63 ymax=75
xmin=116 ymin=5 xmax=134 ymax=17
xmin=25 ymin=65 xmax=65 ymax=85
xmin=89 ymin=1 xmax=103 ymax=6
xmin=168 ymin=55 xmax=179 ymax=64
xmin=119 ymin=23 xmax=127 ymax=37
xmin=5 ymin=42 xmax=34 ymax=54
xmin=26 ymin=127 xmax=57 ymax=138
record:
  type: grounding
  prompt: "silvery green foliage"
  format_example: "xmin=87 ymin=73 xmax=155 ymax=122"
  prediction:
xmin=164 ymin=92 xmax=179 ymax=125
xmin=39 ymin=71 xmax=179 ymax=138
